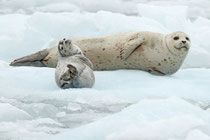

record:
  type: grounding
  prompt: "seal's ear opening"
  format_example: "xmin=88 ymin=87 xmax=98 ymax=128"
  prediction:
xmin=67 ymin=64 xmax=78 ymax=75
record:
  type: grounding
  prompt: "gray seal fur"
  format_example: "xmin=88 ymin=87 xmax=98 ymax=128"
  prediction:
xmin=55 ymin=38 xmax=95 ymax=89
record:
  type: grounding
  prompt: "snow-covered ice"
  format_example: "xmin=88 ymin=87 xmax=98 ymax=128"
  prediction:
xmin=49 ymin=98 xmax=210 ymax=140
xmin=0 ymin=0 xmax=210 ymax=19
xmin=0 ymin=63 xmax=210 ymax=140
xmin=0 ymin=0 xmax=210 ymax=140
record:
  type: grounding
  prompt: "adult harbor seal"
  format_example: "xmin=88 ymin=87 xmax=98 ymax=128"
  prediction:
xmin=10 ymin=31 xmax=191 ymax=75
xmin=55 ymin=38 xmax=95 ymax=89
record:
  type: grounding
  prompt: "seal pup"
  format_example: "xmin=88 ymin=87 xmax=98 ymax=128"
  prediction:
xmin=10 ymin=31 xmax=191 ymax=75
xmin=55 ymin=38 xmax=95 ymax=89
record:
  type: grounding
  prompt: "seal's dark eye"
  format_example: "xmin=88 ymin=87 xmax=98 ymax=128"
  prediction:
xmin=173 ymin=36 xmax=179 ymax=40
xmin=61 ymin=47 xmax=63 ymax=50
xmin=186 ymin=37 xmax=190 ymax=41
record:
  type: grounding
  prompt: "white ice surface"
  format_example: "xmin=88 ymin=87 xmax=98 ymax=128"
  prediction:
xmin=0 ymin=61 xmax=210 ymax=140
xmin=0 ymin=103 xmax=32 ymax=122
xmin=0 ymin=0 xmax=210 ymax=19
xmin=0 ymin=0 xmax=210 ymax=140
xmin=49 ymin=98 xmax=210 ymax=140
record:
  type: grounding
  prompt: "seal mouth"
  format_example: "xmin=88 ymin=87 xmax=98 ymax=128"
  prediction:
xmin=175 ymin=45 xmax=189 ymax=51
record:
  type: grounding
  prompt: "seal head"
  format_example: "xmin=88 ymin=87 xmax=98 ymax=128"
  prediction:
xmin=165 ymin=32 xmax=191 ymax=56
xmin=58 ymin=38 xmax=82 ymax=57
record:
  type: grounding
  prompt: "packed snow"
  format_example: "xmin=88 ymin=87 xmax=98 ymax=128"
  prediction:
xmin=0 ymin=0 xmax=210 ymax=140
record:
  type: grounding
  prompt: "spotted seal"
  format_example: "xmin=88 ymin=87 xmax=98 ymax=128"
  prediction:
xmin=10 ymin=31 xmax=190 ymax=75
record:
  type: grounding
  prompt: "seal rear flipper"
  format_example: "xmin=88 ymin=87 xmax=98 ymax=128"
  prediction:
xmin=10 ymin=49 xmax=49 ymax=67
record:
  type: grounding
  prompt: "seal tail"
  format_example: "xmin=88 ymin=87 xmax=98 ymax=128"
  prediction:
xmin=10 ymin=49 xmax=49 ymax=67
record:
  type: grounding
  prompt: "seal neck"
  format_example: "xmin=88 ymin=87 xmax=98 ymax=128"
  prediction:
xmin=164 ymin=35 xmax=178 ymax=56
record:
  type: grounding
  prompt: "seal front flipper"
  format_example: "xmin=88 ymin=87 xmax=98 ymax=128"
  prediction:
xmin=10 ymin=49 xmax=50 ymax=67
xmin=148 ymin=67 xmax=165 ymax=76
xmin=122 ymin=33 xmax=145 ymax=60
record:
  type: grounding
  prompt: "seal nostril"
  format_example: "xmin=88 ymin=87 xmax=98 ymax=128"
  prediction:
xmin=182 ymin=41 xmax=186 ymax=44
